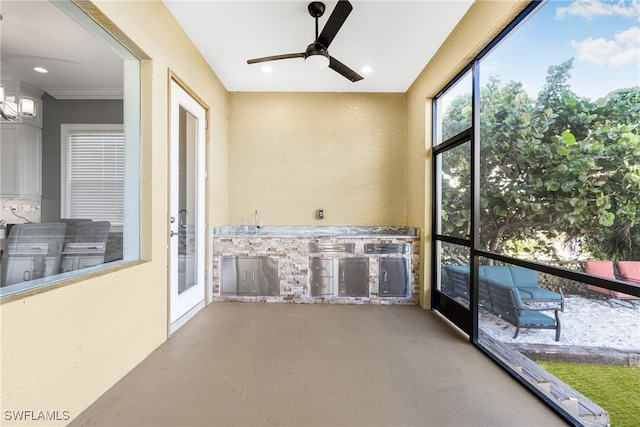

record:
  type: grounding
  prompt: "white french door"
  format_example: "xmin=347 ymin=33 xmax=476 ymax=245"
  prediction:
xmin=169 ymin=79 xmax=206 ymax=331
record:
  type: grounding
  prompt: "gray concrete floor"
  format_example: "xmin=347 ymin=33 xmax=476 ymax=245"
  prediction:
xmin=71 ymin=303 xmax=567 ymax=426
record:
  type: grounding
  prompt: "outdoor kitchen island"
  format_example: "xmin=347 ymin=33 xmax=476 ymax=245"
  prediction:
xmin=211 ymin=226 xmax=420 ymax=304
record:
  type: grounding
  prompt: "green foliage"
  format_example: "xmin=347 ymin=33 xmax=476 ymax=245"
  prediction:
xmin=440 ymin=143 xmax=471 ymax=238
xmin=439 ymin=58 xmax=640 ymax=260
xmin=539 ymin=362 xmax=640 ymax=427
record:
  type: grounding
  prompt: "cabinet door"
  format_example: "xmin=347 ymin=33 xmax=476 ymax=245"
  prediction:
xmin=1 ymin=124 xmax=20 ymax=194
xmin=338 ymin=258 xmax=369 ymax=297
xmin=0 ymin=123 xmax=41 ymax=196
xmin=20 ymin=124 xmax=42 ymax=196
xmin=236 ymin=258 xmax=260 ymax=295
xmin=220 ymin=256 xmax=239 ymax=295
xmin=254 ymin=257 xmax=279 ymax=296
xmin=221 ymin=257 xmax=279 ymax=296
xmin=379 ymin=258 xmax=408 ymax=297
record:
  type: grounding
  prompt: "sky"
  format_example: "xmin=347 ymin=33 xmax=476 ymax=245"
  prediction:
xmin=481 ymin=0 xmax=640 ymax=101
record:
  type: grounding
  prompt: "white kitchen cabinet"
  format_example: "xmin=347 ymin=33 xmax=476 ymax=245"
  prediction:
xmin=0 ymin=123 xmax=42 ymax=196
xmin=1 ymin=124 xmax=20 ymax=194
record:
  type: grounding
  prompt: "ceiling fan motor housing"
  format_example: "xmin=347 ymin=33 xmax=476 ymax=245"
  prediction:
xmin=304 ymin=43 xmax=328 ymax=59
xmin=305 ymin=43 xmax=330 ymax=69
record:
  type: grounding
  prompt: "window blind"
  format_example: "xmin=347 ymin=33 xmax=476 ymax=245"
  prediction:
xmin=66 ymin=129 xmax=124 ymax=228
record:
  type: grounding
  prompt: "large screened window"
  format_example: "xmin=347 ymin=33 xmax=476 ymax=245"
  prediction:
xmin=0 ymin=1 xmax=141 ymax=297
xmin=433 ymin=1 xmax=639 ymax=425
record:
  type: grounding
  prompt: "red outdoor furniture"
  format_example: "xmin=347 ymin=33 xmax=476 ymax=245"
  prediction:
xmin=583 ymin=260 xmax=639 ymax=307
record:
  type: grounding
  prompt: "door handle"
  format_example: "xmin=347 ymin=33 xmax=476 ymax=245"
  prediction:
xmin=383 ymin=270 xmax=388 ymax=283
xmin=170 ymin=217 xmax=177 ymax=237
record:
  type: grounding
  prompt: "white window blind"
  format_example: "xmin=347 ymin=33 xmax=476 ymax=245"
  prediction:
xmin=62 ymin=124 xmax=124 ymax=230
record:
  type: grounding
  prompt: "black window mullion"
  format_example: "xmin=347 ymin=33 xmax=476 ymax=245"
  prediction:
xmin=470 ymin=59 xmax=482 ymax=343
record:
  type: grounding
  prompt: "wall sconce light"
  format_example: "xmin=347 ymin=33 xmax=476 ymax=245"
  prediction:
xmin=0 ymin=85 xmax=37 ymax=121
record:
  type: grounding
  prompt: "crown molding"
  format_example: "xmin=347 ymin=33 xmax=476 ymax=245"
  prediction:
xmin=44 ymin=88 xmax=123 ymax=100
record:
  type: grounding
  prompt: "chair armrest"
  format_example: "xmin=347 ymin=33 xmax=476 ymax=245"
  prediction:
xmin=521 ymin=306 xmax=560 ymax=314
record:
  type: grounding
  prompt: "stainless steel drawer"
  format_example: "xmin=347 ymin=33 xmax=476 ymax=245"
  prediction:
xmin=310 ymin=276 xmax=333 ymax=296
xmin=309 ymin=258 xmax=333 ymax=276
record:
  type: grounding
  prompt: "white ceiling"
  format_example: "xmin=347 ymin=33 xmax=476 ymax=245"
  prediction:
xmin=0 ymin=1 xmax=473 ymax=97
xmin=164 ymin=0 xmax=474 ymax=92
xmin=0 ymin=0 xmax=124 ymax=99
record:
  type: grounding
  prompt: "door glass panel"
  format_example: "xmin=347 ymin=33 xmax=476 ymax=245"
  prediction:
xmin=178 ymin=106 xmax=197 ymax=294
xmin=438 ymin=142 xmax=471 ymax=239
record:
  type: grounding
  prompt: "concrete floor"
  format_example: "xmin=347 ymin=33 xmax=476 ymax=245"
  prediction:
xmin=71 ymin=303 xmax=567 ymax=426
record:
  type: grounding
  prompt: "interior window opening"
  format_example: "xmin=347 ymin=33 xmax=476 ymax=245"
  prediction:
xmin=0 ymin=0 xmax=141 ymax=297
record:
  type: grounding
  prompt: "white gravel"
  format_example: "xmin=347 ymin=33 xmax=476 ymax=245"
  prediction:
xmin=479 ymin=295 xmax=640 ymax=351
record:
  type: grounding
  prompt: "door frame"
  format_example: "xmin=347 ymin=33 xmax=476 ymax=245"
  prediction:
xmin=168 ymin=73 xmax=209 ymax=334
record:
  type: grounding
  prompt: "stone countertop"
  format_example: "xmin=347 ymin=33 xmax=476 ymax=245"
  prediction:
xmin=213 ymin=225 xmax=419 ymax=239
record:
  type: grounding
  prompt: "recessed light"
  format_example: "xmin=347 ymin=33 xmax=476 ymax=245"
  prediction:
xmin=361 ymin=66 xmax=373 ymax=74
xmin=34 ymin=67 xmax=48 ymax=74
xmin=261 ymin=65 xmax=272 ymax=73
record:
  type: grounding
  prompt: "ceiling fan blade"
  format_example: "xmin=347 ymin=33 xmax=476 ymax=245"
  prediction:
xmin=247 ymin=53 xmax=304 ymax=64
xmin=317 ymin=0 xmax=353 ymax=49
xmin=328 ymin=56 xmax=363 ymax=82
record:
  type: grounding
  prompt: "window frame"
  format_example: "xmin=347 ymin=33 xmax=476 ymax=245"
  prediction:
xmin=432 ymin=0 xmax=640 ymax=424
xmin=0 ymin=0 xmax=143 ymax=299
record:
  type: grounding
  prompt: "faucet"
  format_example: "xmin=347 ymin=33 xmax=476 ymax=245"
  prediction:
xmin=254 ymin=210 xmax=262 ymax=230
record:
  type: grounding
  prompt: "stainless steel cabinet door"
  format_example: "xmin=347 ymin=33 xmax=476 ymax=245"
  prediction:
xmin=236 ymin=258 xmax=262 ymax=295
xmin=379 ymin=258 xmax=408 ymax=297
xmin=220 ymin=257 xmax=279 ymax=296
xmin=254 ymin=257 xmax=279 ymax=296
xmin=338 ymin=258 xmax=369 ymax=297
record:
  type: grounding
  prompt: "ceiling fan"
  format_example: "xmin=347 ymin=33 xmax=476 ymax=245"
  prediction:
xmin=247 ymin=1 xmax=363 ymax=82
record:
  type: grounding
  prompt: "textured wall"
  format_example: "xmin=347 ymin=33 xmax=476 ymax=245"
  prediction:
xmin=228 ymin=92 xmax=406 ymax=226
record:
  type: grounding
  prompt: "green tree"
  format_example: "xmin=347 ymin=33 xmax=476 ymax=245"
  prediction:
xmin=440 ymin=59 xmax=640 ymax=260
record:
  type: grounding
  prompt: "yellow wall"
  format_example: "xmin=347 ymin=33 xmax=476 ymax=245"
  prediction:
xmin=228 ymin=92 xmax=407 ymax=226
xmin=406 ymin=0 xmax=529 ymax=308
xmin=0 ymin=1 xmax=228 ymax=424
